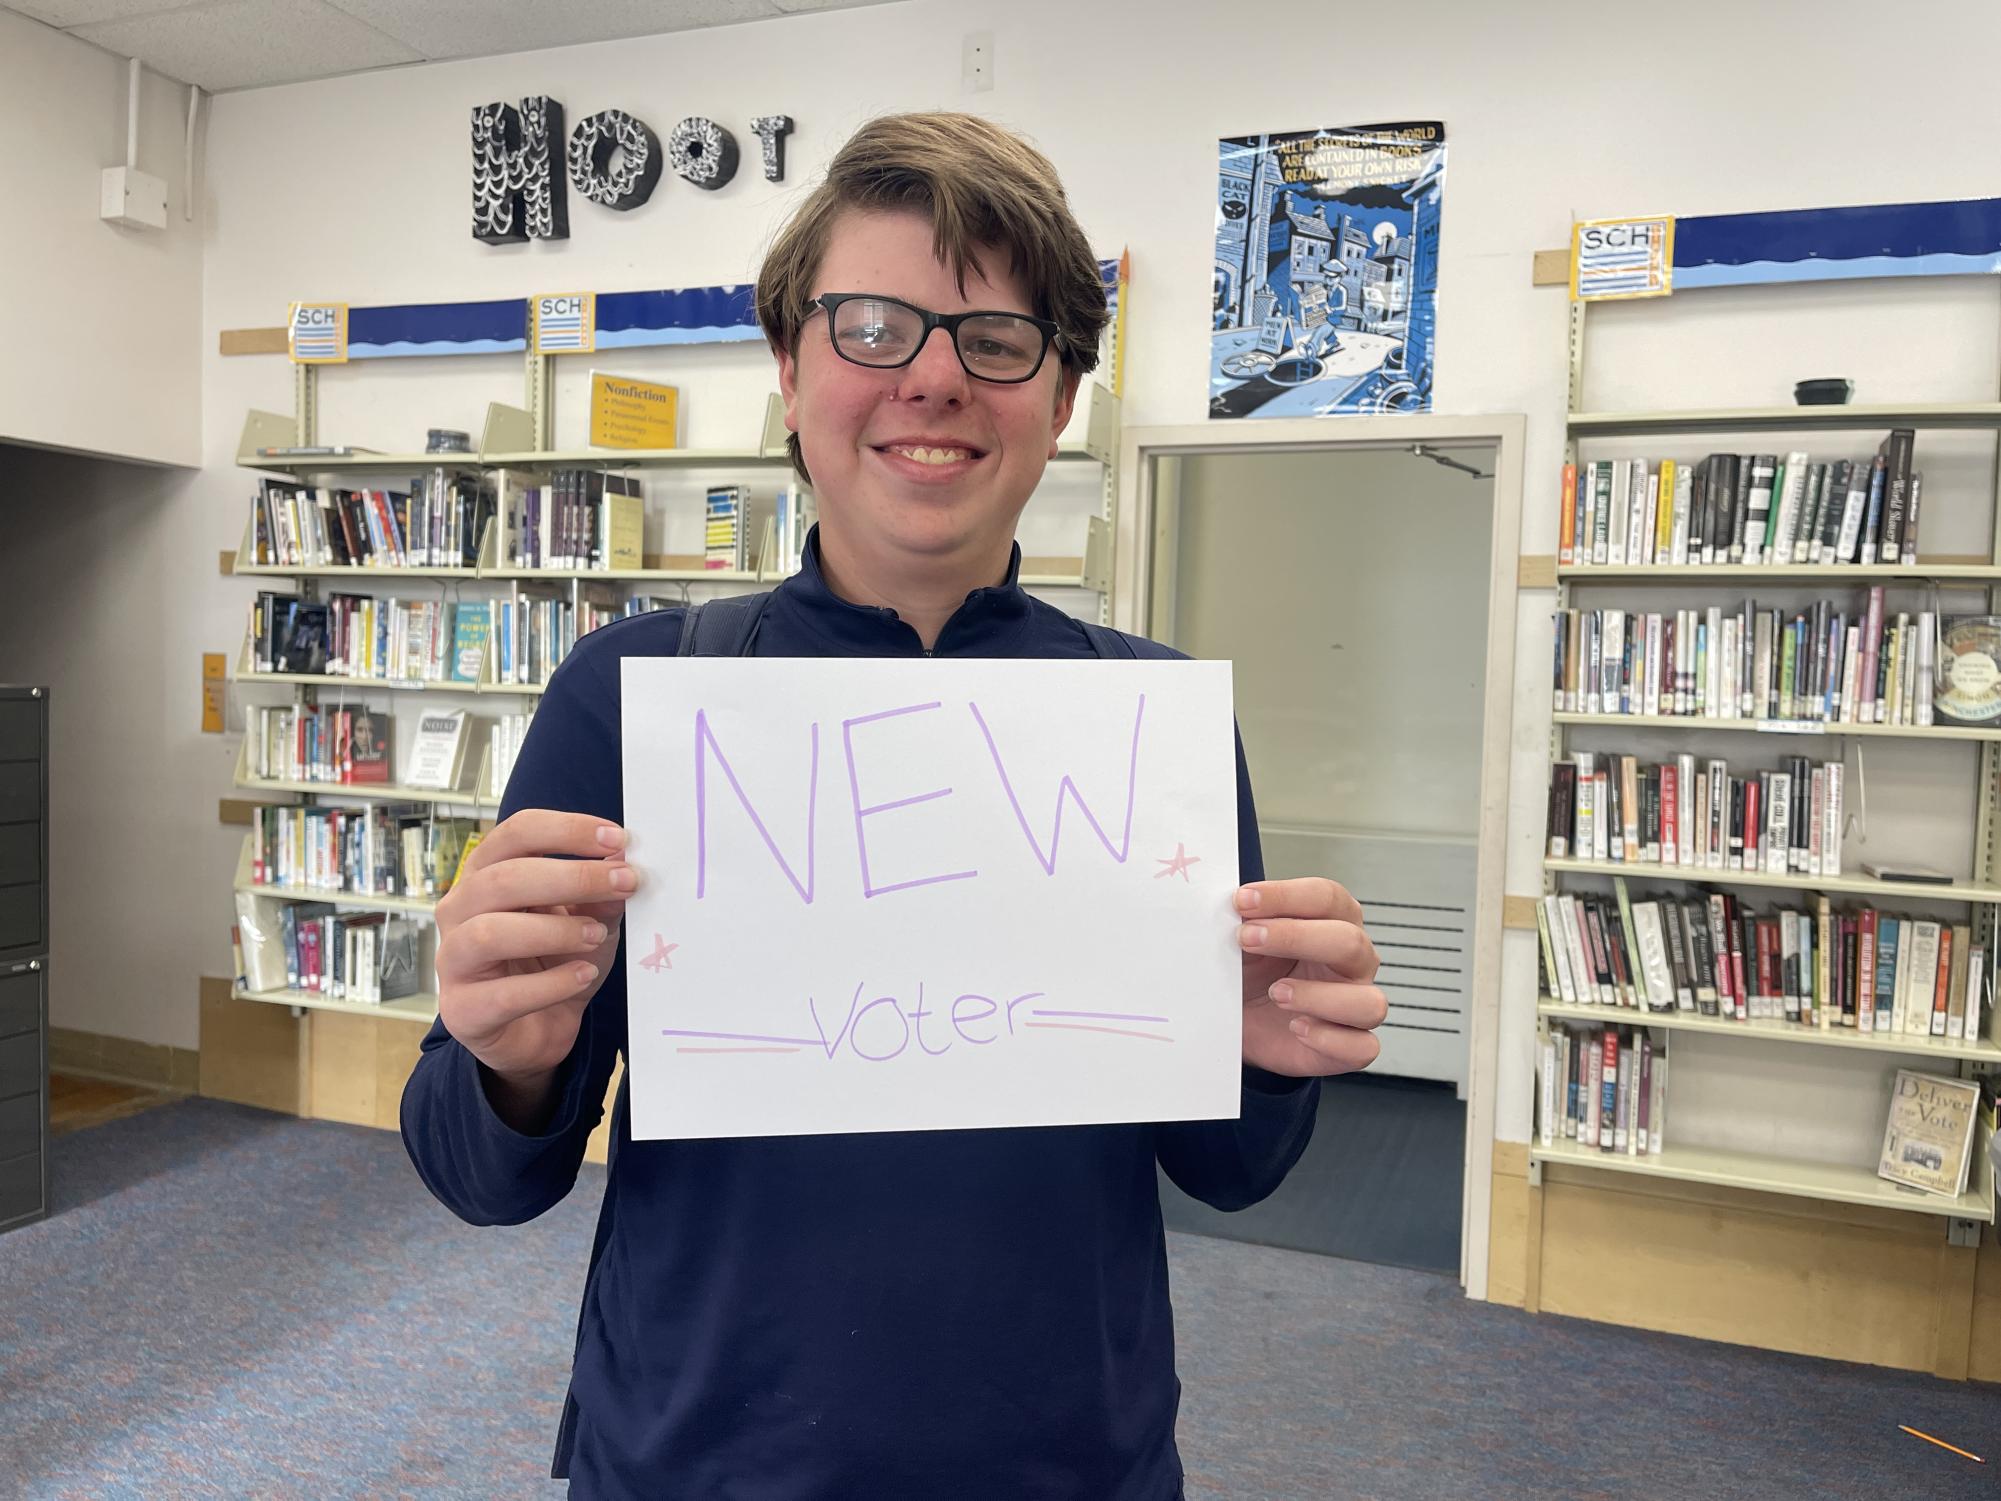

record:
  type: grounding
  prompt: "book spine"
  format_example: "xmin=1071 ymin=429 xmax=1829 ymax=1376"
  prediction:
xmin=1834 ymin=459 xmax=1867 ymax=564
xmin=1599 ymin=1029 xmax=1620 ymax=1152
xmin=1904 ymin=470 xmax=1923 ymax=565
xmin=1669 ymin=464 xmax=1692 ymax=566
xmin=1881 ymin=428 xmax=1914 ymax=564
xmin=1860 ymin=453 xmax=1887 ymax=565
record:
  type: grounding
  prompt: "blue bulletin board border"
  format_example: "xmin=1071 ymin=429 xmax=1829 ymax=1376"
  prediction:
xmin=320 ymin=261 xmax=1124 ymax=362
xmin=1670 ymin=198 xmax=2001 ymax=291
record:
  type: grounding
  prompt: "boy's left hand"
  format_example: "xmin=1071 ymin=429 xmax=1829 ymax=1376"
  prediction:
xmin=1237 ymin=878 xmax=1384 ymax=1077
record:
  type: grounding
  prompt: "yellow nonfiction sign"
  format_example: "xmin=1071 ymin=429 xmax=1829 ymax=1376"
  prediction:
xmin=201 ymin=651 xmax=226 ymax=734
xmin=1570 ymin=216 xmax=1675 ymax=302
xmin=287 ymin=301 xmax=348 ymax=363
xmin=533 ymin=291 xmax=595 ymax=355
xmin=590 ymin=371 xmax=679 ymax=449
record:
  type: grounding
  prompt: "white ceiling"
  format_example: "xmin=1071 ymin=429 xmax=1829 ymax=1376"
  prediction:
xmin=4 ymin=0 xmax=899 ymax=92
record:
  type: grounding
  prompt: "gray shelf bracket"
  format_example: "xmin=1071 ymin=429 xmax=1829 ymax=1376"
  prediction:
xmin=1527 ymin=1157 xmax=1543 ymax=1189
xmin=1947 ymin=1216 xmax=1980 ymax=1248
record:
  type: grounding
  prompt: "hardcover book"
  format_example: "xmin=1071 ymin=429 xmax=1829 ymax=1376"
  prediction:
xmin=1877 ymin=1069 xmax=1981 ymax=1198
xmin=406 ymin=709 xmax=470 ymax=790
xmin=1936 ymin=616 xmax=2001 ymax=726
xmin=346 ymin=709 xmax=392 ymax=785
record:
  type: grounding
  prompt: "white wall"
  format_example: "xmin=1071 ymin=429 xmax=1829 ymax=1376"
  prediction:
xmin=14 ymin=0 xmax=2001 ymax=1094
xmin=0 ymin=10 xmax=201 ymax=465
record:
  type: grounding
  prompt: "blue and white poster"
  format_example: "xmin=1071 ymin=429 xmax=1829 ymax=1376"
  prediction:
xmin=1212 ymin=122 xmax=1445 ymax=419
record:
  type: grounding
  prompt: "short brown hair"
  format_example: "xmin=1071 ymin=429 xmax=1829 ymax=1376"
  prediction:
xmin=756 ymin=112 xmax=1107 ymax=486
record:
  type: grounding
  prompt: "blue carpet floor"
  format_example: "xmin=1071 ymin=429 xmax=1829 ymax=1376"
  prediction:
xmin=1 ymin=1097 xmax=1995 ymax=1500
xmin=1161 ymin=1073 xmax=1464 ymax=1273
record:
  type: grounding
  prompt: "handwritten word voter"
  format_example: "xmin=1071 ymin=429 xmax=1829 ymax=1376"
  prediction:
xmin=402 ymin=113 xmax=1384 ymax=1501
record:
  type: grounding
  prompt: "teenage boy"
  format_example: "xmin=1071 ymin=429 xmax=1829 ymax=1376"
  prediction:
xmin=404 ymin=112 xmax=1384 ymax=1501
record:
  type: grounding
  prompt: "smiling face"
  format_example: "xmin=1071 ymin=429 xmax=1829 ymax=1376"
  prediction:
xmin=775 ymin=208 xmax=1081 ymax=594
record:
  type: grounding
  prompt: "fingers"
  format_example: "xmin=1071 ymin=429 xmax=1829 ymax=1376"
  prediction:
xmin=1236 ymin=877 xmax=1362 ymax=927
xmin=437 ymin=910 xmax=612 ymax=982
xmin=443 ymin=964 xmax=597 ymax=1044
xmin=1269 ymin=978 xmax=1387 ymax=1031
xmin=463 ymin=810 xmax=626 ymax=877
xmin=440 ymin=853 xmax=637 ymax=927
xmin=1238 ymin=915 xmax=1378 ymax=979
xmin=1286 ymin=1016 xmax=1381 ymax=1073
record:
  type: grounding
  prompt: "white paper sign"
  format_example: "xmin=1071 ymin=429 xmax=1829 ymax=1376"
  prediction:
xmin=619 ymin=658 xmax=1242 ymax=1140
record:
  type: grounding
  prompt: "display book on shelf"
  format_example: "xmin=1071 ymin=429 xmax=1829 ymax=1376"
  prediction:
xmin=1538 ymin=406 xmax=2001 ymax=1229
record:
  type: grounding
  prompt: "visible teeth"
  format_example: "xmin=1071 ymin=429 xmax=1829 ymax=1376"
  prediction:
xmin=887 ymin=445 xmax=973 ymax=465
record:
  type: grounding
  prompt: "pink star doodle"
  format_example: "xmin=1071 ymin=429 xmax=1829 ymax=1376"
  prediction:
xmin=638 ymin=934 xmax=679 ymax=973
xmin=1154 ymin=843 xmax=1201 ymax=881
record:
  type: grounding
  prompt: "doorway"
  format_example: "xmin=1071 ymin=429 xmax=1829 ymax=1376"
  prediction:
xmin=1118 ymin=418 xmax=1521 ymax=1287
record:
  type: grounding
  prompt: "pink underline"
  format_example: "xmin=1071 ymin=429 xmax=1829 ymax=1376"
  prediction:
xmin=1022 ymin=1021 xmax=1175 ymax=1043
xmin=677 ymin=1046 xmax=802 ymax=1054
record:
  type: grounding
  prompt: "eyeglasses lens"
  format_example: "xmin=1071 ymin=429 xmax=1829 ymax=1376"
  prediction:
xmin=828 ymin=300 xmax=1044 ymax=380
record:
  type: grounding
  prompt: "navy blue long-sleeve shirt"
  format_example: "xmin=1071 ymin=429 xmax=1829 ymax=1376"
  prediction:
xmin=400 ymin=533 xmax=1318 ymax=1500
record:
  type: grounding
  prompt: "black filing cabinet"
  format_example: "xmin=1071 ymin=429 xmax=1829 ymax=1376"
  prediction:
xmin=0 ymin=687 xmax=48 ymax=1233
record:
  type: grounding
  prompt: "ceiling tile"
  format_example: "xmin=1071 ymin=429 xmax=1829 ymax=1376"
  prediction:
xmin=321 ymin=0 xmax=783 ymax=61
xmin=69 ymin=0 xmax=423 ymax=90
xmin=3 ymin=0 xmax=197 ymax=27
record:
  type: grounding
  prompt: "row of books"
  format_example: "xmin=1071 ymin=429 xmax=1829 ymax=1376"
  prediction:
xmin=1537 ymin=1024 xmax=1666 ymax=1155
xmin=248 ymin=704 xmax=474 ymax=793
xmin=248 ymin=803 xmax=477 ymax=900
xmin=249 ymin=704 xmax=390 ymax=786
xmin=707 ymin=485 xmax=746 ymax=571
xmin=250 ymin=590 xmax=471 ymax=683
xmin=250 ymin=473 xmax=494 ymax=570
xmin=251 ymin=588 xmax=680 ymax=691
xmin=1549 ymin=751 xmax=1844 ymax=877
xmin=233 ymin=893 xmax=423 ymax=1003
xmin=1536 ymin=881 xmax=1993 ymax=1039
xmin=501 ymin=470 xmax=643 ymax=571
xmin=491 ymin=592 xmax=676 ymax=685
xmin=1552 ymin=594 xmax=1943 ymax=727
xmin=494 ymin=596 xmax=579 ymax=688
xmin=1558 ymin=431 xmax=1921 ymax=569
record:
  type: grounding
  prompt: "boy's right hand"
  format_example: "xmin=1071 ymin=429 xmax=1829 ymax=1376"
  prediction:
xmin=434 ymin=811 xmax=635 ymax=1099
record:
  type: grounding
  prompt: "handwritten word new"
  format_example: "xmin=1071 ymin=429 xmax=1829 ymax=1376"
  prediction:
xmin=692 ymin=695 xmax=1148 ymax=902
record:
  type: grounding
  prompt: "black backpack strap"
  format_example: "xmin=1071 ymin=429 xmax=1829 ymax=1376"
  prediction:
xmin=1081 ymin=621 xmax=1181 ymax=660
xmin=1080 ymin=622 xmax=1134 ymax=659
xmin=676 ymin=591 xmax=774 ymax=657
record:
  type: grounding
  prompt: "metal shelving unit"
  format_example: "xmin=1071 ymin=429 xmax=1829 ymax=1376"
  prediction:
xmin=1551 ymin=711 xmax=2001 ymax=742
xmin=1558 ymin=562 xmax=2001 ymax=583
xmin=1531 ymin=1130 xmax=1995 ymax=1223
xmin=1540 ymin=293 xmax=2001 ymax=1242
xmin=1543 ymin=855 xmax=2001 ymax=905
xmin=1566 ymin=401 xmax=2001 ymax=438
xmin=1537 ymin=996 xmax=2001 ymax=1062
xmin=230 ymin=985 xmax=439 ymax=1025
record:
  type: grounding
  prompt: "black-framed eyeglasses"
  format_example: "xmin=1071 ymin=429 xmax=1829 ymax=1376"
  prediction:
xmin=809 ymin=293 xmax=1063 ymax=384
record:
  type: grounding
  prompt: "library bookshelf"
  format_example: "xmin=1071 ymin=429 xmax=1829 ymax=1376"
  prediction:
xmin=1503 ymin=260 xmax=2001 ymax=1381
xmin=1544 ymin=445 xmax=2001 ymax=1238
xmin=214 ymin=348 xmax=1124 ymax=1154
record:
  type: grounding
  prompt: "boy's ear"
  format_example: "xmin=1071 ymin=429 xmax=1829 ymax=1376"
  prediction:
xmin=1047 ymin=367 xmax=1083 ymax=457
xmin=775 ymin=343 xmax=800 ymax=432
